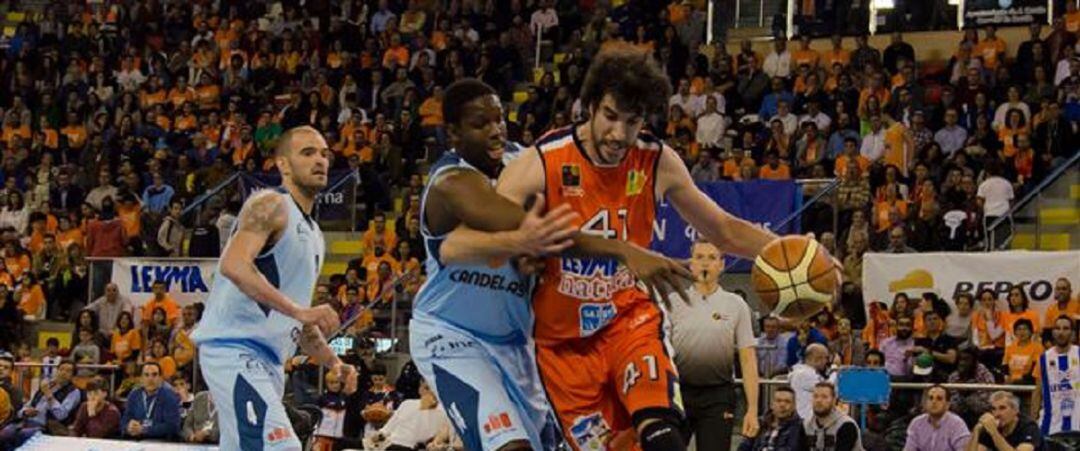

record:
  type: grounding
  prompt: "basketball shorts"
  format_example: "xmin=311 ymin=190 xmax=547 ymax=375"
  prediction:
xmin=409 ymin=315 xmax=562 ymax=451
xmin=199 ymin=342 xmax=302 ymax=451
xmin=537 ymin=301 xmax=684 ymax=451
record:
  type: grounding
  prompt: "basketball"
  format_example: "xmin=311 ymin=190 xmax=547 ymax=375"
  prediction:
xmin=751 ymin=236 xmax=838 ymax=321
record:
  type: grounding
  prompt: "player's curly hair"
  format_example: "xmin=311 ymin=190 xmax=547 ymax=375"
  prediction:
xmin=579 ymin=42 xmax=671 ymax=117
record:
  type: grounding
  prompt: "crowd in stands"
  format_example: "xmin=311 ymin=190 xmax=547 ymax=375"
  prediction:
xmin=0 ymin=0 xmax=1077 ymax=449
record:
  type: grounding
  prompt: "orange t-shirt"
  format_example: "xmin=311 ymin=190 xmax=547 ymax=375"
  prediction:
xmin=759 ymin=163 xmax=792 ymax=180
xmin=1003 ymin=340 xmax=1043 ymax=382
xmin=419 ymin=98 xmax=444 ymax=127
xmin=111 ymin=329 xmax=142 ymax=362
xmin=117 ymin=204 xmax=141 ymax=238
xmin=169 ymin=88 xmax=195 ymax=108
xmin=823 ymin=49 xmax=851 ymax=68
xmin=873 ymin=200 xmax=908 ymax=231
xmin=1043 ymin=299 xmax=1080 ymax=328
xmin=792 ymin=49 xmax=820 ymax=69
xmin=534 ymin=126 xmax=661 ymax=344
xmin=141 ymin=296 xmax=181 ymax=325
xmin=973 ymin=309 xmax=1006 ymax=349
xmin=4 ymin=255 xmax=31 ymax=279
xmin=834 ymin=155 xmax=870 ymax=178
xmin=195 ymin=84 xmax=221 ymax=110
xmin=1001 ymin=309 xmax=1041 ymax=346
xmin=382 ymin=46 xmax=409 ymax=68
xmin=60 ymin=125 xmax=88 ymax=149
xmin=1068 ymin=11 xmax=1080 ymax=33
xmin=1 ymin=125 xmax=31 ymax=146
xmin=974 ymin=38 xmax=1006 ymax=69
xmin=17 ymin=284 xmax=45 ymax=318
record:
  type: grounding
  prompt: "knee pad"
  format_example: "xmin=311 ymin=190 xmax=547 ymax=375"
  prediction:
xmin=634 ymin=409 xmax=687 ymax=451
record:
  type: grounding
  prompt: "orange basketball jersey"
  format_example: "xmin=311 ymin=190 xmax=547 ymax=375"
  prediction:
xmin=533 ymin=126 xmax=663 ymax=344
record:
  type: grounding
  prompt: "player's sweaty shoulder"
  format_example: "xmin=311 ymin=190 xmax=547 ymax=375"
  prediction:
xmin=496 ymin=146 xmax=543 ymax=205
xmin=237 ymin=189 xmax=289 ymax=235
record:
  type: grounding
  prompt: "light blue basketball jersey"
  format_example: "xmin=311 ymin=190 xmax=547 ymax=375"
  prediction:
xmin=413 ymin=151 xmax=533 ymax=344
xmin=192 ymin=189 xmax=325 ymax=364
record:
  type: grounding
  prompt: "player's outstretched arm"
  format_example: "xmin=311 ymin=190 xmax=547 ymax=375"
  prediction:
xmin=440 ymin=194 xmax=577 ymax=265
xmin=219 ymin=190 xmax=339 ymax=334
xmin=656 ymin=145 xmax=778 ymax=260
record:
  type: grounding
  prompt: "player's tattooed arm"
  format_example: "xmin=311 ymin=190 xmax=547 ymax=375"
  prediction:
xmin=219 ymin=191 xmax=339 ymax=333
xmin=298 ymin=324 xmax=340 ymax=367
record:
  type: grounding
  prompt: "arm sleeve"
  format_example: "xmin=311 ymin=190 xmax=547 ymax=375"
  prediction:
xmin=834 ymin=422 xmax=859 ymax=451
xmin=50 ymin=388 xmax=82 ymax=422
xmin=72 ymin=404 xmax=88 ymax=436
xmin=120 ymin=391 xmax=137 ymax=436
xmin=904 ymin=422 xmax=917 ymax=451
xmin=735 ymin=299 xmax=756 ymax=349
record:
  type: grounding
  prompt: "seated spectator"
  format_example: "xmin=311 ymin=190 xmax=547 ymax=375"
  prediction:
xmin=757 ymin=315 xmax=794 ymax=378
xmin=0 ymin=355 xmax=22 ymax=414
xmin=70 ymin=378 xmax=120 ymax=438
xmin=141 ymin=280 xmax=181 ymax=326
xmin=947 ymin=293 xmax=975 ymax=346
xmin=313 ymin=369 xmax=354 ymax=449
xmin=70 ymin=328 xmax=102 ymax=379
xmin=146 ymin=338 xmax=178 ymax=380
xmin=171 ymin=305 xmax=199 ymax=371
xmin=759 ymin=151 xmax=792 ymax=180
xmin=359 ymin=364 xmax=402 ymax=436
xmin=881 ymin=316 xmax=916 ymax=378
xmin=949 ymin=348 xmax=996 ymax=426
xmin=181 ymin=389 xmax=219 ymax=444
xmin=789 ymin=343 xmax=833 ymax=420
xmin=905 ymin=385 xmax=971 ymax=451
xmin=1002 ymin=287 xmax=1040 ymax=346
xmin=969 ymin=391 xmax=1041 ymax=451
xmin=1002 ymin=318 xmax=1041 ymax=386
xmin=171 ymin=375 xmax=194 ymax=418
xmin=738 ymin=386 xmax=804 ymax=451
xmin=0 ymin=360 xmax=81 ymax=447
xmin=828 ymin=318 xmax=866 ymax=366
xmin=804 ymin=382 xmax=861 ymax=450
xmin=121 ymin=361 xmax=181 ymax=440
xmin=913 ymin=307 xmax=959 ymax=381
xmin=111 ymin=311 xmax=142 ymax=363
xmin=365 ymin=380 xmax=450 ymax=450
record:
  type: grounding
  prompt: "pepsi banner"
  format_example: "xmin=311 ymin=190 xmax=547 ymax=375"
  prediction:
xmin=238 ymin=170 xmax=358 ymax=221
xmin=110 ymin=258 xmax=218 ymax=308
xmin=965 ymin=0 xmax=1048 ymax=26
xmin=650 ymin=179 xmax=801 ymax=271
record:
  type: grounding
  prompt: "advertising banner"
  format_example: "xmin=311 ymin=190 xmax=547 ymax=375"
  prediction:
xmin=965 ymin=0 xmax=1048 ymax=26
xmin=110 ymin=258 xmax=218 ymax=308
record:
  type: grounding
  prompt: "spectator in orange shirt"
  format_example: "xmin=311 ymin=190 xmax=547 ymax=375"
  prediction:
xmin=15 ymin=273 xmax=46 ymax=321
xmin=792 ymin=35 xmax=820 ymax=69
xmin=973 ymin=25 xmax=1007 ymax=70
xmin=382 ymin=33 xmax=410 ymax=69
xmin=140 ymin=280 xmax=181 ymax=327
xmin=1002 ymin=319 xmax=1041 ymax=384
xmin=1002 ymin=286 xmax=1040 ymax=346
xmin=823 ymin=34 xmax=851 ymax=68
xmin=59 ymin=112 xmax=88 ymax=152
xmin=1042 ymin=278 xmax=1078 ymax=330
xmin=758 ymin=151 xmax=792 ymax=180
xmin=111 ymin=311 xmax=142 ymax=363
xmin=362 ymin=212 xmax=397 ymax=253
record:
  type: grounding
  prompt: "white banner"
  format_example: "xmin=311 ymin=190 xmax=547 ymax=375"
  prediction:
xmin=862 ymin=251 xmax=1080 ymax=319
xmin=110 ymin=258 xmax=219 ymax=309
xmin=20 ymin=434 xmax=217 ymax=450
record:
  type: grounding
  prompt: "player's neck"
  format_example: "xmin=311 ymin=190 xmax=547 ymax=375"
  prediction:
xmin=694 ymin=280 xmax=719 ymax=296
xmin=574 ymin=122 xmax=606 ymax=166
xmin=283 ymin=182 xmax=316 ymax=214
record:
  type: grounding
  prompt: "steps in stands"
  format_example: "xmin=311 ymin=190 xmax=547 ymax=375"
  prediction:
xmin=1009 ymin=168 xmax=1080 ymax=251
xmin=321 ymin=231 xmax=365 ymax=280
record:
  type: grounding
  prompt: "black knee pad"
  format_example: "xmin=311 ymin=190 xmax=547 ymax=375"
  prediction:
xmin=634 ymin=409 xmax=687 ymax=451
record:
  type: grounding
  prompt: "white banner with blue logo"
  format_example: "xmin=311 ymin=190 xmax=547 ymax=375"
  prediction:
xmin=650 ymin=179 xmax=801 ymax=272
xmin=110 ymin=258 xmax=218 ymax=308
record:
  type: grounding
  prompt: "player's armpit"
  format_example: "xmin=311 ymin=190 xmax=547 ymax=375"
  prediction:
xmin=218 ymin=191 xmax=300 ymax=318
xmin=429 ymin=168 xmax=526 ymax=234
xmin=656 ymin=145 xmax=776 ymax=259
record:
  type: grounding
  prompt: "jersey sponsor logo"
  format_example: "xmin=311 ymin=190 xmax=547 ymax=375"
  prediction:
xmin=448 ymin=270 xmax=529 ymax=297
xmin=424 ymin=334 xmax=478 ymax=358
xmin=579 ymin=303 xmax=617 ymax=335
xmin=558 ymin=257 xmax=636 ymax=300
xmin=561 ymin=164 xmax=584 ymax=197
xmin=626 ymin=169 xmax=647 ymax=196
xmin=569 ymin=412 xmax=611 ymax=450
xmin=267 ymin=426 xmax=292 ymax=442
xmin=482 ymin=412 xmax=515 ymax=436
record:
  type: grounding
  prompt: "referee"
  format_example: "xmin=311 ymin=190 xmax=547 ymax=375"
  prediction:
xmin=668 ymin=239 xmax=761 ymax=450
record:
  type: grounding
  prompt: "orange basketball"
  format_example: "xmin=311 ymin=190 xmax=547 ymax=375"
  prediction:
xmin=751 ymin=235 xmax=837 ymax=321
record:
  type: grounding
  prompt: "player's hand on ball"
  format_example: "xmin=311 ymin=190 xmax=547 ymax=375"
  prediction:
xmin=513 ymin=255 xmax=546 ymax=275
xmin=296 ymin=304 xmax=340 ymax=335
xmin=516 ymin=194 xmax=579 ymax=257
xmin=623 ymin=245 xmax=695 ymax=307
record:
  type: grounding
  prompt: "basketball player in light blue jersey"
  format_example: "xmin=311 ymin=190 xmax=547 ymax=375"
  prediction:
xmin=410 ymin=79 xmax=690 ymax=451
xmin=192 ymin=126 xmax=358 ymax=451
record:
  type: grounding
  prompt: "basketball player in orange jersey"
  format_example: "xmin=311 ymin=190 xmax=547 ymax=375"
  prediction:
xmin=493 ymin=42 xmax=821 ymax=451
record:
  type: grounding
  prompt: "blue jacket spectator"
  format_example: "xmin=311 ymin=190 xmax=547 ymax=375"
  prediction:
xmin=141 ymin=173 xmax=175 ymax=214
xmin=786 ymin=326 xmax=828 ymax=368
xmin=121 ymin=362 xmax=181 ymax=440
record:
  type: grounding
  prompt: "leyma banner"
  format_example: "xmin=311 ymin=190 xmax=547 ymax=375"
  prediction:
xmin=110 ymin=258 xmax=218 ymax=309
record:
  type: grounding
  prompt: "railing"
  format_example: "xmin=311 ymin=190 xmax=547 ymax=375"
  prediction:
xmin=13 ymin=361 xmax=123 ymax=399
xmin=987 ymin=151 xmax=1080 ymax=251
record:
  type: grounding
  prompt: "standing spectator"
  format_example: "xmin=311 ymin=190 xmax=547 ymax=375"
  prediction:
xmin=695 ymin=96 xmax=726 ymax=150
xmin=1031 ymin=316 xmax=1080 ymax=436
xmin=758 ymin=315 xmax=794 ymax=378
xmin=969 ymin=391 xmax=1041 ymax=451
xmin=764 ymin=39 xmax=793 ymax=79
xmin=789 ymin=343 xmax=834 ymax=420
xmin=977 ymin=161 xmax=1014 ymax=247
xmin=85 ymin=171 xmax=119 ymax=212
xmin=70 ymin=379 xmax=121 ymax=438
xmin=181 ymin=390 xmax=219 ymax=444
xmin=121 ymin=362 xmax=181 ymax=440
xmin=804 ymin=382 xmax=862 ymax=451
xmin=668 ymin=241 xmax=761 ymax=449
xmin=49 ymin=171 xmax=85 ymax=214
xmin=905 ymin=385 xmax=971 ymax=451
xmin=738 ymin=386 xmax=805 ymax=451
xmin=530 ymin=0 xmax=560 ymax=39
xmin=141 ymin=172 xmax=176 ymax=215
xmin=156 ymin=199 xmax=186 ymax=257
xmin=84 ymin=200 xmax=127 ymax=258
xmin=884 ymin=33 xmax=916 ymax=75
